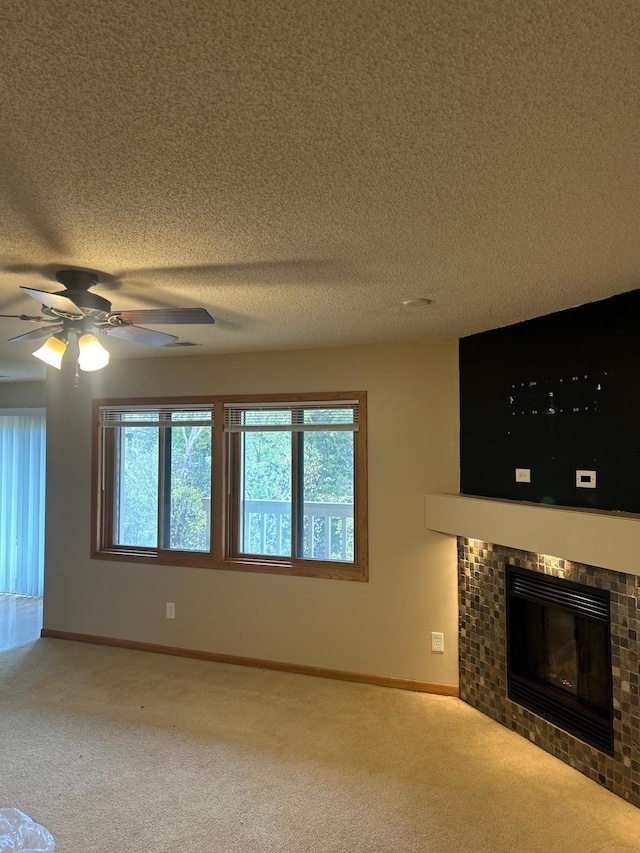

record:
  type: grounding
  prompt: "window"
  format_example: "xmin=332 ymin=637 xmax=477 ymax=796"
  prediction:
xmin=96 ymin=404 xmax=214 ymax=560
xmin=93 ymin=393 xmax=367 ymax=581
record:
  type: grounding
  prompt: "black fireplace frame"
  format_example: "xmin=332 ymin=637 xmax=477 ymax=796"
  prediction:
xmin=506 ymin=565 xmax=613 ymax=755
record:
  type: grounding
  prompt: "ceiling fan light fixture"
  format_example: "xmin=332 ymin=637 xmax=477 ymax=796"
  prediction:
xmin=78 ymin=333 xmax=110 ymax=372
xmin=32 ymin=335 xmax=68 ymax=369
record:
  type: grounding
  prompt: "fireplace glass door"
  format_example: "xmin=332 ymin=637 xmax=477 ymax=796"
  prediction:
xmin=506 ymin=567 xmax=613 ymax=754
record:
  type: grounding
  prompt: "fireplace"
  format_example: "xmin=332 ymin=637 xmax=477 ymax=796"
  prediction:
xmin=506 ymin=566 xmax=613 ymax=754
xmin=457 ymin=538 xmax=640 ymax=806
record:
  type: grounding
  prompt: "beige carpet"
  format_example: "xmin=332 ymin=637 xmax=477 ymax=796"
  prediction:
xmin=1 ymin=639 xmax=639 ymax=853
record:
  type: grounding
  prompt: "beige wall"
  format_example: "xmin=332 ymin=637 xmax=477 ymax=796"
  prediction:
xmin=0 ymin=380 xmax=46 ymax=409
xmin=43 ymin=339 xmax=460 ymax=685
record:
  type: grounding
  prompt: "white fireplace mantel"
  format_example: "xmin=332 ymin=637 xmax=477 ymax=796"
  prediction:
xmin=425 ymin=493 xmax=640 ymax=578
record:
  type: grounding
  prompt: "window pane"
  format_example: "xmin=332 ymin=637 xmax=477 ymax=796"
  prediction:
xmin=165 ymin=425 xmax=212 ymax=552
xmin=239 ymin=430 xmax=292 ymax=557
xmin=300 ymin=430 xmax=354 ymax=562
xmin=115 ymin=426 xmax=159 ymax=548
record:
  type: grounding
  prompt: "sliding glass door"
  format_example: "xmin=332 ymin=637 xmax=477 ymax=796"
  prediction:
xmin=0 ymin=411 xmax=46 ymax=596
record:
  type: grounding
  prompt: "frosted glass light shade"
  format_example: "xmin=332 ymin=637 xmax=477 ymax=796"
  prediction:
xmin=78 ymin=334 xmax=110 ymax=371
xmin=32 ymin=336 xmax=68 ymax=369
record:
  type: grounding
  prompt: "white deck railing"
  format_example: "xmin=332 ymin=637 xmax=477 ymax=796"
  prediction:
xmin=242 ymin=499 xmax=353 ymax=561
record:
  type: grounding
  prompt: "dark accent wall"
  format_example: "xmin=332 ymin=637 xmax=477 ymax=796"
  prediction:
xmin=459 ymin=289 xmax=640 ymax=513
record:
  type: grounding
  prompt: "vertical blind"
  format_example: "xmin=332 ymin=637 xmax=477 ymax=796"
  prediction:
xmin=0 ymin=413 xmax=46 ymax=596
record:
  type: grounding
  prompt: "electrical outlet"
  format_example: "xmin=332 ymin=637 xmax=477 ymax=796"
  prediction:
xmin=576 ymin=470 xmax=596 ymax=489
xmin=515 ymin=468 xmax=531 ymax=483
xmin=431 ymin=631 xmax=444 ymax=653
xmin=166 ymin=602 xmax=175 ymax=619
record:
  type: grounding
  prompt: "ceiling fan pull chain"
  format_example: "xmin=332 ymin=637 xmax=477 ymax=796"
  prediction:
xmin=74 ymin=356 xmax=80 ymax=388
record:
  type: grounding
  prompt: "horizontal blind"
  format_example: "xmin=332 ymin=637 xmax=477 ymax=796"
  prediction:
xmin=224 ymin=400 xmax=359 ymax=433
xmin=99 ymin=404 xmax=214 ymax=428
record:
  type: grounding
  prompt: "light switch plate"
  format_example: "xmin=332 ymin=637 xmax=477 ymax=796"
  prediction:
xmin=576 ymin=470 xmax=596 ymax=489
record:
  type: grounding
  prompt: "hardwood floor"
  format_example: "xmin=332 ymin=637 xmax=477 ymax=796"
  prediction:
xmin=0 ymin=594 xmax=43 ymax=652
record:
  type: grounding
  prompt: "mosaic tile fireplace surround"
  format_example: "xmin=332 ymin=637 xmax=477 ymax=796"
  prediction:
xmin=459 ymin=538 xmax=640 ymax=806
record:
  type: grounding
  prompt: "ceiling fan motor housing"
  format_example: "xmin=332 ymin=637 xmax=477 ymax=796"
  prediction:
xmin=51 ymin=269 xmax=112 ymax=315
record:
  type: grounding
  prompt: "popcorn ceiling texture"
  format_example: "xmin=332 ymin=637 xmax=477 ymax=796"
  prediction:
xmin=0 ymin=1 xmax=639 ymax=380
xmin=459 ymin=538 xmax=640 ymax=807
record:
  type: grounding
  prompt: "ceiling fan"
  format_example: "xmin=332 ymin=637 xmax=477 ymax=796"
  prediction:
xmin=0 ymin=269 xmax=214 ymax=372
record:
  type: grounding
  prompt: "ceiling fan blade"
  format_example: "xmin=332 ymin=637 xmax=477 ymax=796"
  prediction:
xmin=103 ymin=325 xmax=179 ymax=347
xmin=8 ymin=325 xmax=64 ymax=343
xmin=110 ymin=308 xmax=214 ymax=325
xmin=21 ymin=286 xmax=84 ymax=317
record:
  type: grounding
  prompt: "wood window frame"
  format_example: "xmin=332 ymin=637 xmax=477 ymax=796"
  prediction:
xmin=91 ymin=392 xmax=368 ymax=582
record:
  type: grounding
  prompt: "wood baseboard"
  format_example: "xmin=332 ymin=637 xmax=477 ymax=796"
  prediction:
xmin=40 ymin=628 xmax=459 ymax=697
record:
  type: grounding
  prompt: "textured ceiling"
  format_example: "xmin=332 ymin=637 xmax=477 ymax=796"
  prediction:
xmin=0 ymin=0 xmax=638 ymax=381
